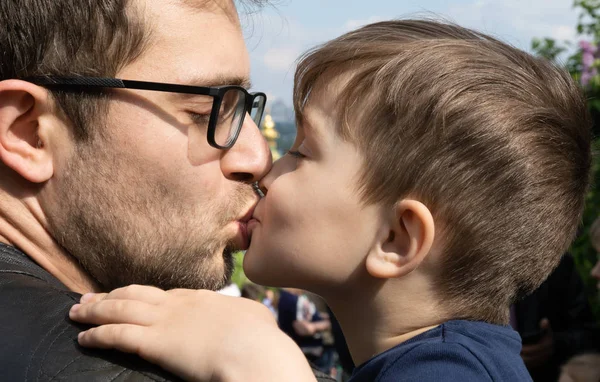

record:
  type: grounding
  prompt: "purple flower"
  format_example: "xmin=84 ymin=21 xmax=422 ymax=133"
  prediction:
xmin=583 ymin=51 xmax=595 ymax=67
xmin=581 ymin=68 xmax=598 ymax=86
xmin=579 ymin=40 xmax=600 ymax=86
xmin=582 ymin=72 xmax=591 ymax=86
xmin=580 ymin=40 xmax=597 ymax=53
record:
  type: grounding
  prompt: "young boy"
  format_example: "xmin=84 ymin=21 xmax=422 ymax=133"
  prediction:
xmin=68 ymin=19 xmax=592 ymax=381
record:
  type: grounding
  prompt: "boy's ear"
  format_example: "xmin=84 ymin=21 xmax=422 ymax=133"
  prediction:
xmin=0 ymin=80 xmax=55 ymax=183
xmin=366 ymin=199 xmax=435 ymax=280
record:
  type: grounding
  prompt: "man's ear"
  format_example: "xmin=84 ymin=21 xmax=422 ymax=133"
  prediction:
xmin=366 ymin=199 xmax=435 ymax=280
xmin=0 ymin=80 xmax=55 ymax=183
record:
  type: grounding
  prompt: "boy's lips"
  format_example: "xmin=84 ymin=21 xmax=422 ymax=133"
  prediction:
xmin=246 ymin=217 xmax=260 ymax=237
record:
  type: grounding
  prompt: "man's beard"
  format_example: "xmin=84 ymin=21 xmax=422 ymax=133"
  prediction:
xmin=43 ymin=136 xmax=252 ymax=292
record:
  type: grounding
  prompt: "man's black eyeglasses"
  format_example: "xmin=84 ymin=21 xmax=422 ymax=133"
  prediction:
xmin=26 ymin=76 xmax=267 ymax=150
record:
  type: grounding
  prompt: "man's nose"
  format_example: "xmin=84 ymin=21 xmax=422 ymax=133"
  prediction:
xmin=220 ymin=114 xmax=272 ymax=182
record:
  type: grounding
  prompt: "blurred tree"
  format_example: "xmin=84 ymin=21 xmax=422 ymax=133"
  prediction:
xmin=531 ymin=38 xmax=568 ymax=61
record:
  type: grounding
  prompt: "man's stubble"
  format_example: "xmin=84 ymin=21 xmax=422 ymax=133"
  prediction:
xmin=44 ymin=131 xmax=252 ymax=292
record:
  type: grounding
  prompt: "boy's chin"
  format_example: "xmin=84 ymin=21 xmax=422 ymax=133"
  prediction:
xmin=243 ymin=246 xmax=294 ymax=287
xmin=242 ymin=246 xmax=276 ymax=285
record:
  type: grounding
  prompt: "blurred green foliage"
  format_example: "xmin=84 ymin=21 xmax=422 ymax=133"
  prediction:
xmin=231 ymin=251 xmax=248 ymax=289
xmin=532 ymin=0 xmax=600 ymax=318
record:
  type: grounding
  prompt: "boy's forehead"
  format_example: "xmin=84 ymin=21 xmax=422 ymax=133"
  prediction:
xmin=298 ymin=73 xmax=358 ymax=139
xmin=301 ymin=80 xmax=343 ymax=119
xmin=299 ymin=96 xmax=340 ymax=142
xmin=311 ymin=73 xmax=350 ymax=103
xmin=303 ymin=70 xmax=356 ymax=111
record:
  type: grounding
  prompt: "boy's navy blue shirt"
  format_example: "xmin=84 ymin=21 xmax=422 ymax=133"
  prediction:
xmin=350 ymin=320 xmax=532 ymax=382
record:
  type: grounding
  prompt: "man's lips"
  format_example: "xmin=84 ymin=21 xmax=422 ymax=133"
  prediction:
xmin=235 ymin=203 xmax=258 ymax=250
xmin=238 ymin=204 xmax=257 ymax=224
xmin=236 ymin=221 xmax=250 ymax=250
xmin=245 ymin=203 xmax=262 ymax=241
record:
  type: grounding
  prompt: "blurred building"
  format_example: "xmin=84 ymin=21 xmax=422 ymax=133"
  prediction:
xmin=261 ymin=111 xmax=281 ymax=160
xmin=261 ymin=100 xmax=297 ymax=156
xmin=270 ymin=98 xmax=295 ymax=123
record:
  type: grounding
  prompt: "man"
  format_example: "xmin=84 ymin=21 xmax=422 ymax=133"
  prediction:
xmin=0 ymin=0 xmax=332 ymax=380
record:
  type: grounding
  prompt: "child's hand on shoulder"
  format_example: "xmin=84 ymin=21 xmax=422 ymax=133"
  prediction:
xmin=69 ymin=285 xmax=315 ymax=382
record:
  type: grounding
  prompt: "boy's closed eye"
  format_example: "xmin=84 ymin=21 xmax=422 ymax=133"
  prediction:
xmin=287 ymin=138 xmax=312 ymax=159
xmin=287 ymin=150 xmax=306 ymax=158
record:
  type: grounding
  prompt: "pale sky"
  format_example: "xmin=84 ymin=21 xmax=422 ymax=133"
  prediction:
xmin=241 ymin=0 xmax=579 ymax=106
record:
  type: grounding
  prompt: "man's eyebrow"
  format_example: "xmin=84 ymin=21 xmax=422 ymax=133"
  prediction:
xmin=168 ymin=76 xmax=253 ymax=103
xmin=185 ymin=75 xmax=252 ymax=89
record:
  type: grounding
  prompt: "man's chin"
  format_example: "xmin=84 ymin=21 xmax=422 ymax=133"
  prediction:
xmin=216 ymin=244 xmax=236 ymax=288
xmin=87 ymin=246 xmax=236 ymax=292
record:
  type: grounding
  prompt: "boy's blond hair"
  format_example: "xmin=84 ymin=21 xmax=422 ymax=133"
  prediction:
xmin=293 ymin=20 xmax=592 ymax=324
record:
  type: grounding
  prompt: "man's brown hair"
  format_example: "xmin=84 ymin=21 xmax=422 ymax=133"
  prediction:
xmin=0 ymin=0 xmax=148 ymax=140
xmin=0 ymin=0 xmax=265 ymax=140
xmin=294 ymin=20 xmax=592 ymax=324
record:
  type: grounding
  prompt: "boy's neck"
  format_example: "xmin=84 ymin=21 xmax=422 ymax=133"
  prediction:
xmin=324 ymin=273 xmax=445 ymax=367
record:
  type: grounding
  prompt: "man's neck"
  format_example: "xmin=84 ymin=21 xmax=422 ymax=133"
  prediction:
xmin=323 ymin=274 xmax=445 ymax=367
xmin=0 ymin=197 xmax=100 ymax=293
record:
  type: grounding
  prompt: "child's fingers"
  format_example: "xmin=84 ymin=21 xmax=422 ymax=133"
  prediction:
xmin=80 ymin=293 xmax=108 ymax=304
xmin=70 ymin=299 xmax=158 ymax=326
xmin=83 ymin=285 xmax=168 ymax=306
xmin=105 ymin=284 xmax=168 ymax=304
xmin=78 ymin=324 xmax=148 ymax=355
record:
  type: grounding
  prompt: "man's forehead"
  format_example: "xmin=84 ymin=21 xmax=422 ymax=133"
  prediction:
xmin=134 ymin=0 xmax=239 ymax=21
xmin=175 ymin=0 xmax=238 ymax=19
xmin=125 ymin=0 xmax=249 ymax=83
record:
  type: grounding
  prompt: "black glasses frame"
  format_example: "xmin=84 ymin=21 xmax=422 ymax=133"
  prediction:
xmin=25 ymin=76 xmax=267 ymax=150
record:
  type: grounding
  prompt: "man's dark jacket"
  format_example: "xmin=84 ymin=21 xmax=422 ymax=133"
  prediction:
xmin=0 ymin=243 xmax=334 ymax=381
